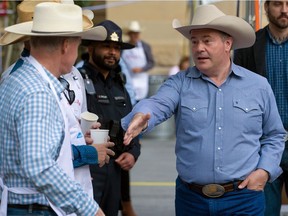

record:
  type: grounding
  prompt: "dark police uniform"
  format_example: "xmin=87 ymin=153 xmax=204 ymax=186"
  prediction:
xmin=79 ymin=62 xmax=141 ymax=216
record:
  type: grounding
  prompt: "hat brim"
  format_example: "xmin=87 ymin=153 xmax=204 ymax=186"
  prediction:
xmin=120 ymin=42 xmax=134 ymax=49
xmin=81 ymin=39 xmax=134 ymax=50
xmin=173 ymin=16 xmax=255 ymax=50
xmin=123 ymin=27 xmax=143 ymax=34
xmin=1 ymin=11 xmax=93 ymax=45
xmin=0 ymin=32 xmax=29 ymax=45
xmin=4 ymin=21 xmax=107 ymax=40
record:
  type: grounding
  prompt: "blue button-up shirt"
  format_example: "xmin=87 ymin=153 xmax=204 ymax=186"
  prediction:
xmin=0 ymin=58 xmax=97 ymax=215
xmin=122 ymin=62 xmax=285 ymax=184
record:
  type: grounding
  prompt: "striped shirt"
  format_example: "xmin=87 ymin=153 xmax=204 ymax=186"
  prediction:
xmin=0 ymin=57 xmax=97 ymax=215
xmin=266 ymin=30 xmax=288 ymax=129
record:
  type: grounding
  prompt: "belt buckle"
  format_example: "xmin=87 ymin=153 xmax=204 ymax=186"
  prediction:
xmin=202 ymin=184 xmax=225 ymax=198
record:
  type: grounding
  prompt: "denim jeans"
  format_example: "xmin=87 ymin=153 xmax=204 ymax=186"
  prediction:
xmin=7 ymin=207 xmax=57 ymax=216
xmin=175 ymin=176 xmax=265 ymax=216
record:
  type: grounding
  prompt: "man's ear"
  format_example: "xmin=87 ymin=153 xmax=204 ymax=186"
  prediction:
xmin=264 ymin=1 xmax=268 ymax=14
xmin=61 ymin=38 xmax=69 ymax=54
xmin=225 ymin=37 xmax=233 ymax=51
xmin=87 ymin=45 xmax=94 ymax=54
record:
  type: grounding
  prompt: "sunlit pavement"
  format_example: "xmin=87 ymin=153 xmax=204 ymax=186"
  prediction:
xmin=129 ymin=135 xmax=177 ymax=216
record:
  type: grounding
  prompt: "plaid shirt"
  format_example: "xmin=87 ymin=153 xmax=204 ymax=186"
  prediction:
xmin=266 ymin=31 xmax=288 ymax=129
xmin=0 ymin=58 xmax=97 ymax=215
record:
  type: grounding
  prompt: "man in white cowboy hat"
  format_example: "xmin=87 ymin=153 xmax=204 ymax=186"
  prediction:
xmin=121 ymin=4 xmax=285 ymax=215
xmin=0 ymin=2 xmax=110 ymax=216
xmin=0 ymin=0 xmax=116 ymax=211
xmin=121 ymin=20 xmax=154 ymax=102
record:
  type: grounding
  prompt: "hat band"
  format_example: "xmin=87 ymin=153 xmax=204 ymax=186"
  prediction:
xmin=31 ymin=30 xmax=76 ymax=34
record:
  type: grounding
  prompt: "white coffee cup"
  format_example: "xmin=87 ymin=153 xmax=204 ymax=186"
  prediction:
xmin=90 ymin=129 xmax=109 ymax=144
xmin=80 ymin=111 xmax=99 ymax=134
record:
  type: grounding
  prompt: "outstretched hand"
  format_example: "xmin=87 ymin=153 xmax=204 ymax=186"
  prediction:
xmin=123 ymin=113 xmax=151 ymax=145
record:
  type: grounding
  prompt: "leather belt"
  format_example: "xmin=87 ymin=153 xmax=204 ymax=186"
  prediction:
xmin=183 ymin=180 xmax=242 ymax=198
xmin=8 ymin=203 xmax=53 ymax=212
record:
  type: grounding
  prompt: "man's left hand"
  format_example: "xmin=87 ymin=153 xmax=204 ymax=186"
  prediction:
xmin=238 ymin=169 xmax=269 ymax=191
xmin=115 ymin=152 xmax=136 ymax=170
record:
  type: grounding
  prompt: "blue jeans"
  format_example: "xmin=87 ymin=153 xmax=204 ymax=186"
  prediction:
xmin=175 ymin=176 xmax=265 ymax=216
xmin=7 ymin=207 xmax=57 ymax=216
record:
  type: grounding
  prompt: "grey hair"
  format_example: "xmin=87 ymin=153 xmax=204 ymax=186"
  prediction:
xmin=30 ymin=36 xmax=80 ymax=51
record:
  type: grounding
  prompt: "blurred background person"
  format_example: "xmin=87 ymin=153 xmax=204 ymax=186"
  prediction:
xmin=168 ymin=55 xmax=190 ymax=76
xmin=121 ymin=20 xmax=155 ymax=102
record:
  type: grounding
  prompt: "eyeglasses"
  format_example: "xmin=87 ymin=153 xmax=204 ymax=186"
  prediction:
xmin=59 ymin=77 xmax=75 ymax=105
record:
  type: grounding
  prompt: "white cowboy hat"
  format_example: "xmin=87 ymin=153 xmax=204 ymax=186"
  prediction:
xmin=172 ymin=4 xmax=255 ymax=49
xmin=0 ymin=0 xmax=97 ymax=45
xmin=0 ymin=0 xmax=100 ymax=45
xmin=2 ymin=2 xmax=106 ymax=41
xmin=128 ymin=20 xmax=143 ymax=32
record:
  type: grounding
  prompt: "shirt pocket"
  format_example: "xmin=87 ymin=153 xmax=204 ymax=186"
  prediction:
xmin=180 ymin=99 xmax=208 ymax=130
xmin=114 ymin=96 xmax=126 ymax=106
xmin=233 ymin=99 xmax=262 ymax=133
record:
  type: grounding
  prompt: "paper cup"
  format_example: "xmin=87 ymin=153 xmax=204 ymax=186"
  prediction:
xmin=90 ymin=129 xmax=109 ymax=144
xmin=80 ymin=111 xmax=99 ymax=134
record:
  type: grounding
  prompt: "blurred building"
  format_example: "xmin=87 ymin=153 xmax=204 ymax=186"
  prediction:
xmin=0 ymin=0 xmax=268 ymax=75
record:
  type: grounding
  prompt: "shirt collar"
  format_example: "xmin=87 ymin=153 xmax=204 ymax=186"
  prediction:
xmin=45 ymin=68 xmax=65 ymax=99
xmin=267 ymin=27 xmax=288 ymax=44
xmin=187 ymin=61 xmax=244 ymax=79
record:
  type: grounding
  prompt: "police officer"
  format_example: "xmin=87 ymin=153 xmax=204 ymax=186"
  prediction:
xmin=78 ymin=20 xmax=141 ymax=216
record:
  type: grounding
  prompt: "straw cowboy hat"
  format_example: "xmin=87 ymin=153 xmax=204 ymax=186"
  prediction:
xmin=0 ymin=1 xmax=105 ymax=45
xmin=172 ymin=4 xmax=255 ymax=49
xmin=83 ymin=20 xmax=134 ymax=50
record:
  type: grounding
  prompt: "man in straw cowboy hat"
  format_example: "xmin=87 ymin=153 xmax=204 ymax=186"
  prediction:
xmin=0 ymin=2 xmax=110 ymax=216
xmin=121 ymin=4 xmax=285 ymax=215
xmin=0 ymin=0 xmax=115 ymax=171
xmin=0 ymin=3 xmax=116 ymax=215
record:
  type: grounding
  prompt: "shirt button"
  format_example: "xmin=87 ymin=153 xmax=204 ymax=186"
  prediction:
xmin=217 ymin=147 xmax=221 ymax=150
xmin=245 ymin=108 xmax=249 ymax=111
xmin=192 ymin=107 xmax=196 ymax=111
xmin=219 ymin=107 xmax=222 ymax=110
xmin=218 ymin=127 xmax=222 ymax=130
xmin=219 ymin=89 xmax=222 ymax=92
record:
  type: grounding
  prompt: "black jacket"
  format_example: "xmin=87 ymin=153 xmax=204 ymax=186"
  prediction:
xmin=79 ymin=62 xmax=140 ymax=159
xmin=233 ymin=26 xmax=268 ymax=76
